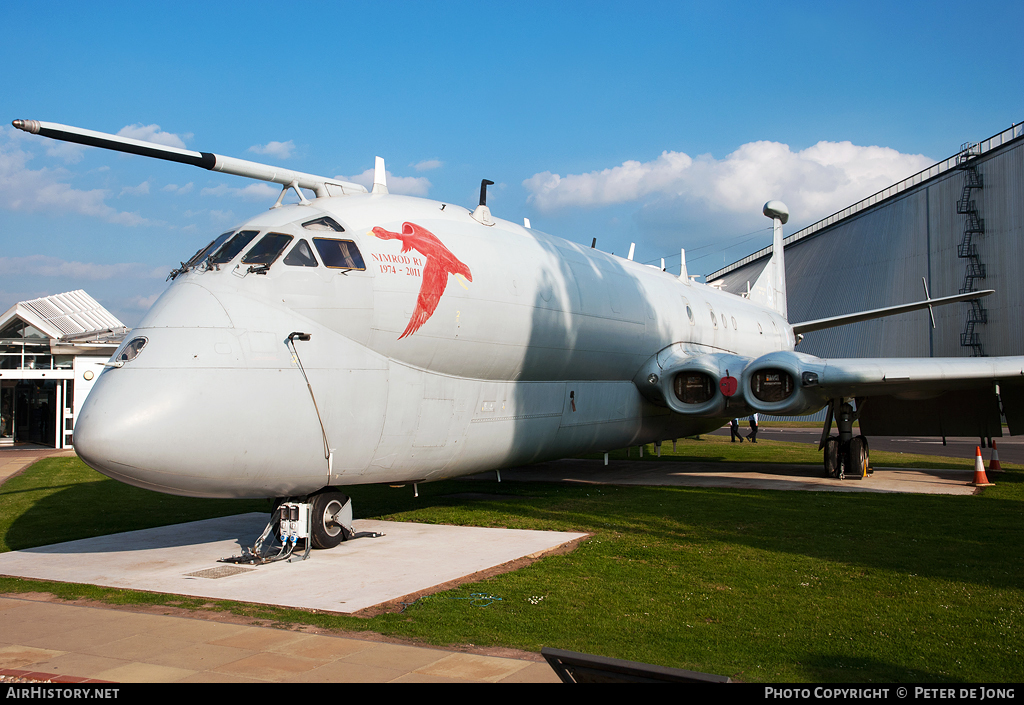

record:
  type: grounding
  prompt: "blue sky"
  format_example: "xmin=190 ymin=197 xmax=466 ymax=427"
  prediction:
xmin=2 ymin=1 xmax=1021 ymax=326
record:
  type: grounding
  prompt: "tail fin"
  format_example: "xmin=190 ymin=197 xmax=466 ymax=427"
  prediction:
xmin=749 ymin=200 xmax=789 ymax=320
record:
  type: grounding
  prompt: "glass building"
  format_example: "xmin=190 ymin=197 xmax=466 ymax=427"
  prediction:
xmin=0 ymin=291 xmax=126 ymax=448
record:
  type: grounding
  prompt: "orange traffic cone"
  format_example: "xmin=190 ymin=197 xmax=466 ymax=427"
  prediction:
xmin=970 ymin=446 xmax=994 ymax=487
xmin=989 ymin=441 xmax=1003 ymax=473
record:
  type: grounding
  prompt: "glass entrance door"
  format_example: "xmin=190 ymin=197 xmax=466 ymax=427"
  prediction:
xmin=0 ymin=385 xmax=13 ymax=445
xmin=13 ymin=380 xmax=57 ymax=447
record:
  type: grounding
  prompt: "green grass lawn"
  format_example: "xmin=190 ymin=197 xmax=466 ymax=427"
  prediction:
xmin=1 ymin=446 xmax=1021 ymax=683
xmin=584 ymin=433 xmax=1023 ymax=472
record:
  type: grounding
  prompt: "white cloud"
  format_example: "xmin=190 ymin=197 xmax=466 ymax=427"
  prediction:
xmin=337 ymin=169 xmax=431 ymax=197
xmin=127 ymin=293 xmax=161 ymax=310
xmin=119 ymin=180 xmax=151 ymax=197
xmin=45 ymin=141 xmax=87 ymax=164
xmin=524 ymin=140 xmax=934 ymax=223
xmin=200 ymin=182 xmax=279 ymax=201
xmin=248 ymin=140 xmax=295 ymax=159
xmin=411 ymin=159 xmax=443 ymax=172
xmin=0 ymin=128 xmax=155 ymax=226
xmin=162 ymin=182 xmax=194 ymax=194
xmin=116 ymin=124 xmax=190 ymax=149
xmin=208 ymin=209 xmax=237 ymax=222
xmin=0 ymin=255 xmax=164 ymax=281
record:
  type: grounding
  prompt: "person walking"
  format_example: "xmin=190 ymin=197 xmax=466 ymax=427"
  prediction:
xmin=747 ymin=414 xmax=759 ymax=443
xmin=731 ymin=418 xmax=743 ymax=442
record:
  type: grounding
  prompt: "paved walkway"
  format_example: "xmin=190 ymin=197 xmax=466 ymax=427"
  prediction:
xmin=0 ymin=445 xmax=76 ymax=486
xmin=0 ymin=595 xmax=556 ymax=683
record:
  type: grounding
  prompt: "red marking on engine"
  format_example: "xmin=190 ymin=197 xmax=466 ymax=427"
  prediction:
xmin=719 ymin=376 xmax=738 ymax=397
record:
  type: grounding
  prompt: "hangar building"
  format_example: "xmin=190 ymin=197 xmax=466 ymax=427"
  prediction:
xmin=707 ymin=123 xmax=1024 ymax=361
xmin=0 ymin=291 xmax=126 ymax=448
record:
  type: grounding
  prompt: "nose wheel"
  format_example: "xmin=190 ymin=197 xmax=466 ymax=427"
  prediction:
xmin=310 ymin=489 xmax=354 ymax=549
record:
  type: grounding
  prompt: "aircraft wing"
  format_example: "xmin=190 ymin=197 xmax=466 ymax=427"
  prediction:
xmin=741 ymin=351 xmax=1024 ymax=439
xmin=791 ymin=290 xmax=993 ymax=335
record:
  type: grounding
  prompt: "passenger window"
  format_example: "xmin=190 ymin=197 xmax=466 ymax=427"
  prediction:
xmin=283 ymin=239 xmax=319 ymax=267
xmin=210 ymin=230 xmax=259 ymax=265
xmin=242 ymin=233 xmax=293 ymax=266
xmin=682 ymin=297 xmax=695 ymax=325
xmin=313 ymin=238 xmax=366 ymax=270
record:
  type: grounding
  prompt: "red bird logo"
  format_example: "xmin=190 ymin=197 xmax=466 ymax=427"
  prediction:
xmin=370 ymin=222 xmax=473 ymax=339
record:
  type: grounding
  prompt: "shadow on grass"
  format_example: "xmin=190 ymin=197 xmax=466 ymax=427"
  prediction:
xmin=1 ymin=457 xmax=267 ymax=552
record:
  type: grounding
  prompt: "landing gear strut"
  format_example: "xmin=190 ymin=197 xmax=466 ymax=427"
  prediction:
xmin=220 ymin=488 xmax=381 ymax=565
xmin=820 ymin=400 xmax=871 ymax=480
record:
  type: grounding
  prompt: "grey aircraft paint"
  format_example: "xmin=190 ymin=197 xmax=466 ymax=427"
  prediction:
xmin=14 ymin=120 xmax=1024 ymax=500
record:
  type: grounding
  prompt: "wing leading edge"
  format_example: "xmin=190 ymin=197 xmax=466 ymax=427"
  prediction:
xmin=792 ymin=354 xmax=1024 ymax=438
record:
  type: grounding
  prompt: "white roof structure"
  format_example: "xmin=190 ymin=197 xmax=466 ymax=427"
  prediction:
xmin=0 ymin=290 xmax=127 ymax=342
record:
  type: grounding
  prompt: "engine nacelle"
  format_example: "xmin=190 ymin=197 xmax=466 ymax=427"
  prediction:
xmin=633 ymin=346 xmax=753 ymax=417
xmin=741 ymin=350 xmax=831 ymax=416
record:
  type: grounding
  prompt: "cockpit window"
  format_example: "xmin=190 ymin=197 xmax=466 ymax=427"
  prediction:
xmin=187 ymin=231 xmax=232 ymax=268
xmin=242 ymin=233 xmax=293 ymax=266
xmin=209 ymin=230 xmax=259 ymax=265
xmin=313 ymin=238 xmax=366 ymax=270
xmin=283 ymin=239 xmax=319 ymax=267
xmin=116 ymin=337 xmax=148 ymax=363
xmin=302 ymin=216 xmax=345 ymax=232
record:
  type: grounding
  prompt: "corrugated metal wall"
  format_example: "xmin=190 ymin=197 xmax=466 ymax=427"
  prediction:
xmin=713 ymin=136 xmax=1024 ymax=361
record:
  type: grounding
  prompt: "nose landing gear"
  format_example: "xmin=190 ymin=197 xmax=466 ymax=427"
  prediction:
xmin=220 ymin=487 xmax=382 ymax=566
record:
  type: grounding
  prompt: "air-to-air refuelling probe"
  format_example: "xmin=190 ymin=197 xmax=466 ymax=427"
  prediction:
xmin=12 ymin=119 xmax=1024 ymax=552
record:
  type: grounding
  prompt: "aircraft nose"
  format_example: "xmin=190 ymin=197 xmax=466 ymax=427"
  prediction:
xmin=73 ymin=364 xmax=215 ymax=496
xmin=73 ymin=346 xmax=328 ymax=498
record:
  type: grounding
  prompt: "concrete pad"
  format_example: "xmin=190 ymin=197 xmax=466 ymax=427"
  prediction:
xmin=482 ymin=458 xmax=981 ymax=495
xmin=0 ymin=514 xmax=586 ymax=614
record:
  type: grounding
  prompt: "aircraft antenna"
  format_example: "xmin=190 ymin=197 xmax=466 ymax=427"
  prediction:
xmin=371 ymin=157 xmax=389 ymax=194
xmin=471 ymin=179 xmax=496 ymax=226
xmin=479 ymin=179 xmax=494 ymax=206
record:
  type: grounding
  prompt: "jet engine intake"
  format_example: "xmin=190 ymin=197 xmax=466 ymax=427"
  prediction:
xmin=634 ymin=346 xmax=753 ymax=417
xmin=741 ymin=351 xmax=830 ymax=416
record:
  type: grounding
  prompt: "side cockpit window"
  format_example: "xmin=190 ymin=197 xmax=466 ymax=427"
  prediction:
xmin=302 ymin=216 xmax=345 ymax=232
xmin=284 ymin=239 xmax=319 ymax=267
xmin=187 ymin=232 xmax=231 ymax=268
xmin=169 ymin=231 xmax=233 ymax=279
xmin=210 ymin=230 xmax=259 ymax=265
xmin=313 ymin=238 xmax=365 ymax=270
xmin=242 ymin=233 xmax=293 ymax=266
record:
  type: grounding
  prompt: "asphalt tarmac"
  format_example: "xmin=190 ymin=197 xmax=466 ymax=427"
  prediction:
xmin=710 ymin=425 xmax=1021 ymax=464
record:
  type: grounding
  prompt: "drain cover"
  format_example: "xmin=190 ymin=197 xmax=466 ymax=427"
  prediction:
xmin=185 ymin=566 xmax=255 ymax=579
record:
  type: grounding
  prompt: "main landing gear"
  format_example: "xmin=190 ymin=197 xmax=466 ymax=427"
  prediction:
xmin=821 ymin=400 xmax=871 ymax=481
xmin=220 ymin=488 xmax=382 ymax=566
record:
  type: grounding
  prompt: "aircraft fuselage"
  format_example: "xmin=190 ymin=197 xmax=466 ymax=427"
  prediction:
xmin=73 ymin=193 xmax=794 ymax=498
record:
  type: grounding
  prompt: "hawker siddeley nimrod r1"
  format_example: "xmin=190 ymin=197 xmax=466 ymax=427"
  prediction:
xmin=13 ymin=119 xmax=1024 ymax=552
